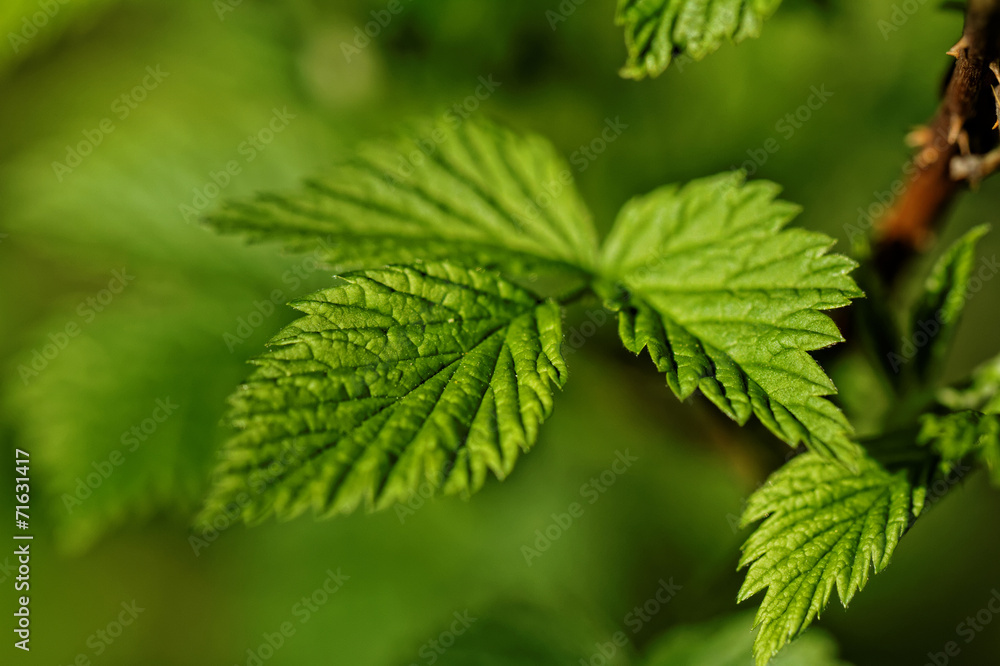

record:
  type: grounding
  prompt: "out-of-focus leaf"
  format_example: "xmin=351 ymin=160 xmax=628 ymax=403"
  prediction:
xmin=644 ymin=612 xmax=850 ymax=666
xmin=5 ymin=284 xmax=255 ymax=552
xmin=207 ymin=116 xmax=599 ymax=279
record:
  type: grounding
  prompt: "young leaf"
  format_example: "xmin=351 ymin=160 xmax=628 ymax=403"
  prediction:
xmin=206 ymin=116 xmax=598 ymax=279
xmin=918 ymin=411 xmax=1000 ymax=480
xmin=931 ymin=352 xmax=1000 ymax=484
xmin=603 ymin=173 xmax=863 ymax=464
xmin=616 ymin=0 xmax=783 ymax=79
xmin=938 ymin=352 xmax=1000 ymax=415
xmin=201 ymin=262 xmax=568 ymax=525
xmin=738 ymin=454 xmax=919 ymax=666
xmin=903 ymin=225 xmax=990 ymax=383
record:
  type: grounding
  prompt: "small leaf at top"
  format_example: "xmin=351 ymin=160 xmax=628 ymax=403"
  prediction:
xmin=616 ymin=0 xmax=783 ymax=79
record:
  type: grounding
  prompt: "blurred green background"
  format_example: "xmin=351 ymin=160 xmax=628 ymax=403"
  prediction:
xmin=2 ymin=0 xmax=1000 ymax=664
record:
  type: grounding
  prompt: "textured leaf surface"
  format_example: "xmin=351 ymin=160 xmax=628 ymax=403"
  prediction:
xmin=738 ymin=454 xmax=918 ymax=666
xmin=644 ymin=612 xmax=850 ymax=666
xmin=206 ymin=116 xmax=598 ymax=277
xmin=907 ymin=225 xmax=989 ymax=382
xmin=616 ymin=0 xmax=783 ymax=79
xmin=202 ymin=262 xmax=568 ymax=524
xmin=604 ymin=173 xmax=862 ymax=463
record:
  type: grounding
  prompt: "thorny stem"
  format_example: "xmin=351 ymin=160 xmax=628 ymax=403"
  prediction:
xmin=873 ymin=0 xmax=1000 ymax=285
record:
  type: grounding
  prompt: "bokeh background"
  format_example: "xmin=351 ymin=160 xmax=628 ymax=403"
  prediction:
xmin=2 ymin=0 xmax=1000 ymax=664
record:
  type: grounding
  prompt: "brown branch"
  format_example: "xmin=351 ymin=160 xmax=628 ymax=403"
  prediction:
xmin=874 ymin=0 xmax=1000 ymax=285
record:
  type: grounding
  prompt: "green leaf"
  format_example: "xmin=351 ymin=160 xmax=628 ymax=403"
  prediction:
xmin=918 ymin=411 xmax=1000 ymax=481
xmin=738 ymin=454 xmax=918 ymax=666
xmin=206 ymin=116 xmax=598 ymax=279
xmin=643 ymin=612 xmax=850 ymax=666
xmin=616 ymin=0 xmax=783 ymax=79
xmin=930 ymin=352 xmax=1000 ymax=485
xmin=603 ymin=172 xmax=863 ymax=464
xmin=938 ymin=352 xmax=1000 ymax=415
xmin=903 ymin=225 xmax=990 ymax=383
xmin=200 ymin=262 xmax=568 ymax=525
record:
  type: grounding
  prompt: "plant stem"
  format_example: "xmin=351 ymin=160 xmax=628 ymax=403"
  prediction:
xmin=874 ymin=0 xmax=1000 ymax=285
